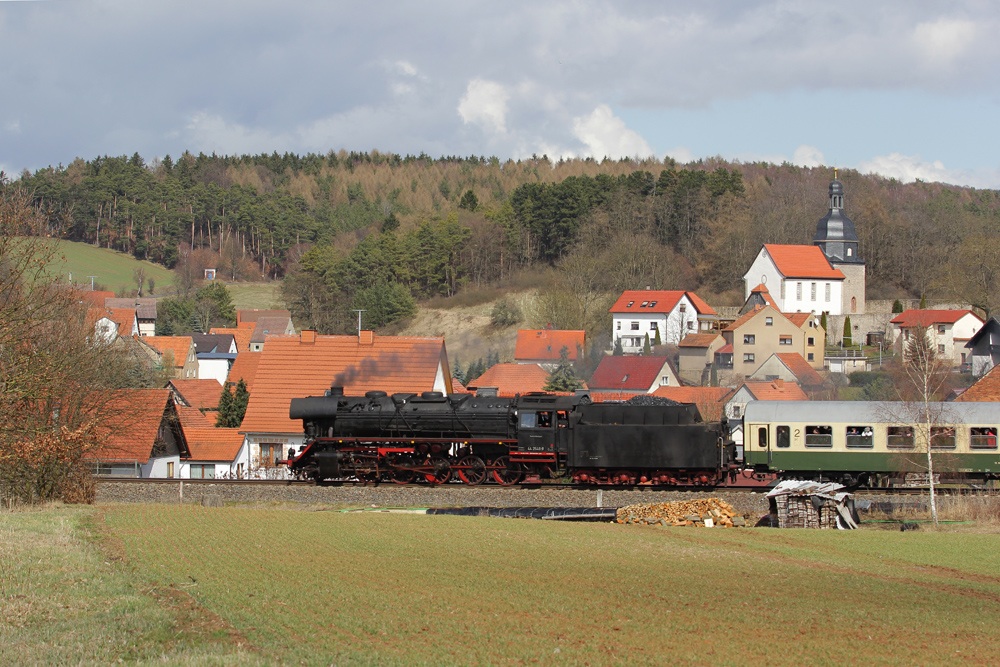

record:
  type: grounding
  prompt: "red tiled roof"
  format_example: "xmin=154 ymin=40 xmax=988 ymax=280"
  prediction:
xmin=589 ymin=356 xmax=672 ymax=391
xmin=890 ymin=309 xmax=982 ymax=328
xmin=73 ymin=289 xmax=116 ymax=307
xmin=106 ymin=307 xmax=137 ymax=336
xmin=724 ymin=306 xmax=766 ymax=332
xmin=784 ymin=312 xmax=813 ymax=327
xmin=467 ymin=363 xmax=551 ymax=397
xmin=749 ymin=283 xmax=779 ymax=308
xmin=90 ymin=389 xmax=172 ymax=462
xmin=954 ymin=364 xmax=1000 ymax=402
xmin=241 ymin=333 xmax=450 ymax=434
xmin=514 ymin=330 xmax=585 ymax=361
xmin=740 ymin=380 xmax=808 ymax=401
xmin=169 ymin=379 xmax=225 ymax=410
xmin=176 ymin=405 xmax=217 ymax=429
xmin=184 ymin=428 xmax=244 ymax=462
xmin=717 ymin=343 xmax=734 ymax=354
xmin=774 ymin=353 xmax=825 ymax=386
xmin=609 ymin=290 xmax=716 ymax=316
xmin=678 ymin=333 xmax=721 ymax=349
xmin=143 ymin=336 xmax=194 ymax=369
xmin=226 ymin=351 xmax=261 ymax=392
xmin=763 ymin=244 xmax=845 ymax=280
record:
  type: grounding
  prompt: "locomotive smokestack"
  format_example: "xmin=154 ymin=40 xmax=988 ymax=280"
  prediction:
xmin=327 ymin=385 xmax=344 ymax=397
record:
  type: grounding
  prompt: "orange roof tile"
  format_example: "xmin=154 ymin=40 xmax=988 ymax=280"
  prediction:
xmin=954 ymin=364 xmax=1000 ymax=402
xmin=467 ymin=363 xmax=551 ymax=396
xmin=890 ymin=309 xmax=982 ymax=328
xmin=183 ymin=427 xmax=244 ymax=462
xmin=740 ymin=380 xmax=808 ymax=401
xmin=169 ymin=379 xmax=225 ymax=410
xmin=724 ymin=305 xmax=767 ymax=331
xmin=211 ymin=325 xmax=254 ymax=353
xmin=589 ymin=356 xmax=672 ymax=391
xmin=650 ymin=386 xmax=733 ymax=421
xmin=609 ymin=290 xmax=715 ymax=315
xmin=678 ymin=333 xmax=721 ymax=348
xmin=176 ymin=405 xmax=217 ymax=429
xmin=143 ymin=336 xmax=194 ymax=369
xmin=90 ymin=389 xmax=173 ymax=462
xmin=514 ymin=330 xmax=585 ymax=361
xmin=106 ymin=307 xmax=137 ymax=336
xmin=763 ymin=244 xmax=845 ymax=280
xmin=226 ymin=351 xmax=261 ymax=392
xmin=241 ymin=333 xmax=450 ymax=434
xmin=72 ymin=289 xmax=116 ymax=307
xmin=748 ymin=283 xmax=779 ymax=309
xmin=774 ymin=353 xmax=825 ymax=386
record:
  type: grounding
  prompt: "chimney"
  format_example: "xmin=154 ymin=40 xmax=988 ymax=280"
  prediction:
xmin=300 ymin=329 xmax=316 ymax=345
xmin=774 ymin=378 xmax=784 ymax=389
xmin=358 ymin=330 xmax=374 ymax=346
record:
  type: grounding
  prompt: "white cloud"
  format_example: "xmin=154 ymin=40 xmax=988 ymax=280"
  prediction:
xmin=184 ymin=112 xmax=290 ymax=155
xmin=571 ymin=105 xmax=653 ymax=159
xmin=394 ymin=60 xmax=418 ymax=77
xmin=913 ymin=18 xmax=978 ymax=63
xmin=855 ymin=152 xmax=991 ymax=187
xmin=4 ymin=119 xmax=20 ymax=134
xmin=792 ymin=145 xmax=825 ymax=168
xmin=458 ymin=79 xmax=509 ymax=135
xmin=664 ymin=146 xmax=695 ymax=164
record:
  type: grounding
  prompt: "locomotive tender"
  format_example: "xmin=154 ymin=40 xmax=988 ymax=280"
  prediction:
xmin=286 ymin=386 xmax=737 ymax=486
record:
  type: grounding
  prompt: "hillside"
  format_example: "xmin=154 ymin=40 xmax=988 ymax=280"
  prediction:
xmin=45 ymin=239 xmax=175 ymax=295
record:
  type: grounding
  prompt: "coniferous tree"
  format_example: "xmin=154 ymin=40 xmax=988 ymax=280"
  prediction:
xmin=843 ymin=316 xmax=853 ymax=347
xmin=543 ymin=347 xmax=583 ymax=392
xmin=643 ymin=333 xmax=651 ymax=355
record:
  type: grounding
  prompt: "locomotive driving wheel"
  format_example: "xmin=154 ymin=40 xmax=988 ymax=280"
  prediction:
xmin=491 ymin=455 xmax=523 ymax=486
xmin=389 ymin=455 xmax=417 ymax=485
xmin=424 ymin=456 xmax=452 ymax=485
xmin=456 ymin=455 xmax=487 ymax=486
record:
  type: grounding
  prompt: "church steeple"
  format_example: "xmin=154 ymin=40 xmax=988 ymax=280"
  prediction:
xmin=814 ymin=170 xmax=862 ymax=264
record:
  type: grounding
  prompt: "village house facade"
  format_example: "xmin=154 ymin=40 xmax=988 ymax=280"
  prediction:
xmin=890 ymin=309 xmax=984 ymax=367
xmin=610 ymin=290 xmax=717 ymax=352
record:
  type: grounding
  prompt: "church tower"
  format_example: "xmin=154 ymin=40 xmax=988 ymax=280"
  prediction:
xmin=814 ymin=171 xmax=865 ymax=314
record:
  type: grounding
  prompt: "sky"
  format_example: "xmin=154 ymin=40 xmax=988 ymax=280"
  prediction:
xmin=2 ymin=1 xmax=999 ymax=189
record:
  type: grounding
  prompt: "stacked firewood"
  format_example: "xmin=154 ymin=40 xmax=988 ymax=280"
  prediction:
xmin=616 ymin=498 xmax=747 ymax=527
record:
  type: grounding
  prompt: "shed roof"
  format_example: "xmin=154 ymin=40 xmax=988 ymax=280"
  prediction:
xmin=514 ymin=329 xmax=585 ymax=361
xmin=589 ymin=356 xmax=672 ymax=391
xmin=467 ymin=363 xmax=551 ymax=397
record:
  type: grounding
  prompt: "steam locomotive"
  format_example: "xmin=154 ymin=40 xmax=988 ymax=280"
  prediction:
xmin=286 ymin=386 xmax=738 ymax=486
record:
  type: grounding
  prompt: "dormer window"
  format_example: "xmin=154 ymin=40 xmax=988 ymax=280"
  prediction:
xmin=649 ymin=301 xmax=657 ymax=307
xmin=627 ymin=301 xmax=634 ymax=307
xmin=641 ymin=301 xmax=649 ymax=307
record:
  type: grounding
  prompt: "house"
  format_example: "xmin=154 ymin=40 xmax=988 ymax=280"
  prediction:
xmin=466 ymin=363 xmax=551 ymax=397
xmin=954 ymin=363 xmax=1000 ymax=402
xmin=238 ymin=330 xmax=452 ymax=477
xmin=210 ymin=323 xmax=255 ymax=353
xmin=889 ymin=309 xmax=984 ymax=367
xmin=965 ymin=317 xmax=1000 ymax=377
xmin=743 ymin=244 xmax=846 ymax=315
xmin=514 ymin=329 xmax=585 ymax=368
xmin=139 ymin=336 xmax=199 ymax=379
xmin=237 ymin=310 xmax=295 ymax=352
xmin=180 ymin=427 xmax=246 ymax=479
xmin=677 ymin=333 xmax=725 ymax=385
xmin=717 ymin=305 xmax=825 ymax=381
xmin=191 ymin=333 xmax=238 ymax=384
xmin=588 ymin=355 xmax=679 ymax=397
xmin=88 ymin=306 xmax=139 ymax=344
xmin=749 ymin=353 xmax=828 ymax=394
xmin=105 ymin=297 xmax=158 ymax=336
xmin=609 ymin=290 xmax=717 ymax=351
xmin=88 ymin=389 xmax=187 ymax=478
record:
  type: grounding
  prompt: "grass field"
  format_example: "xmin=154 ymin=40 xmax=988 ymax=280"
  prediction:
xmin=44 ymin=239 xmax=176 ymax=295
xmin=4 ymin=505 xmax=1000 ymax=665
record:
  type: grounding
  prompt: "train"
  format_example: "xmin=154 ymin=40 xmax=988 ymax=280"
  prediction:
xmin=285 ymin=386 xmax=737 ymax=486
xmin=743 ymin=400 xmax=1000 ymax=488
xmin=284 ymin=388 xmax=1000 ymax=488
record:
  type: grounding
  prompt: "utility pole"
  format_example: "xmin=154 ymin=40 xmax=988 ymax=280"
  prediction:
xmin=87 ymin=276 xmax=97 ymax=290
xmin=352 ymin=309 xmax=366 ymax=334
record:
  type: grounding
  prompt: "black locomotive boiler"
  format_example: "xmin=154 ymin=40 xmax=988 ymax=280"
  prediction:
xmin=286 ymin=386 xmax=737 ymax=486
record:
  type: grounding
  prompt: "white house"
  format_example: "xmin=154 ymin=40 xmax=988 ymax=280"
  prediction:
xmin=610 ymin=290 xmax=717 ymax=351
xmin=743 ymin=244 xmax=846 ymax=315
xmin=889 ymin=309 xmax=984 ymax=367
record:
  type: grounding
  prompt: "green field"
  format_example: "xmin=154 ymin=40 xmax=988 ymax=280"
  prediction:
xmin=3 ymin=505 xmax=1000 ymax=665
xmin=44 ymin=239 xmax=176 ymax=295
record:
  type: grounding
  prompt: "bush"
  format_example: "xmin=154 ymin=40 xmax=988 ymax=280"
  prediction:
xmin=490 ymin=299 xmax=522 ymax=328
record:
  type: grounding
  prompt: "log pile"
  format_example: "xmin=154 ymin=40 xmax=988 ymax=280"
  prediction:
xmin=616 ymin=498 xmax=747 ymax=527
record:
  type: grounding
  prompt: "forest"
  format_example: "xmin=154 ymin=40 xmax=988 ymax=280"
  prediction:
xmin=12 ymin=150 xmax=1000 ymax=336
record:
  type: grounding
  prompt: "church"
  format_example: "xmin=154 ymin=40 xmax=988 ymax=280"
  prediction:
xmin=743 ymin=172 xmax=866 ymax=316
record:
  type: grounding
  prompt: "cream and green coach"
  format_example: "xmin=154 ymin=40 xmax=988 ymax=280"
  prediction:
xmin=743 ymin=401 xmax=1000 ymax=487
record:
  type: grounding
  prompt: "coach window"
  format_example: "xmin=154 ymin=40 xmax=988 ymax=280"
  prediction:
xmin=971 ymin=427 xmax=998 ymax=449
xmin=887 ymin=427 xmax=914 ymax=449
xmin=757 ymin=427 xmax=768 ymax=448
xmin=846 ymin=426 xmax=874 ymax=449
xmin=930 ymin=427 xmax=956 ymax=450
xmin=776 ymin=425 xmax=790 ymax=448
xmin=805 ymin=425 xmax=832 ymax=447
